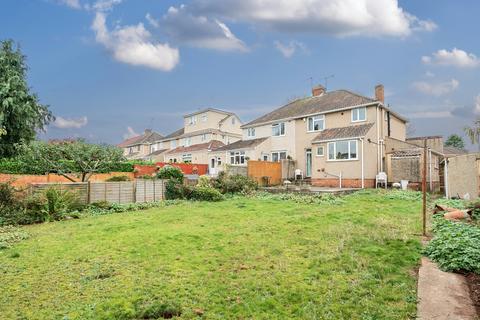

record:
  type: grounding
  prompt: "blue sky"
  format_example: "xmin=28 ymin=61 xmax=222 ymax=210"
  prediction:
xmin=1 ymin=0 xmax=479 ymax=149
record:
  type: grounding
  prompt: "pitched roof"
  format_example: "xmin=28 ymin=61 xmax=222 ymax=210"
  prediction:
xmin=166 ymin=140 xmax=225 ymax=154
xmin=214 ymin=137 xmax=269 ymax=152
xmin=118 ymin=130 xmax=163 ymax=147
xmin=184 ymin=108 xmax=235 ymax=118
xmin=443 ymin=146 xmax=468 ymax=156
xmin=146 ymin=149 xmax=168 ymax=157
xmin=242 ymin=90 xmax=377 ymax=127
xmin=312 ymin=123 xmax=374 ymax=143
xmin=162 ymin=128 xmax=185 ymax=140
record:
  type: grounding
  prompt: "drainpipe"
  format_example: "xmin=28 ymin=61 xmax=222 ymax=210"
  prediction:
xmin=444 ymin=158 xmax=449 ymax=198
xmin=376 ymin=105 xmax=380 ymax=173
xmin=360 ymin=138 xmax=365 ymax=189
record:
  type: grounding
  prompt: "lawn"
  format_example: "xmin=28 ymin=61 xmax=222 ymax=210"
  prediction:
xmin=0 ymin=191 xmax=423 ymax=319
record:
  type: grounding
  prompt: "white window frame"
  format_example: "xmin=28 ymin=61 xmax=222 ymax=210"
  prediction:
xmin=351 ymin=107 xmax=367 ymax=123
xmin=271 ymin=151 xmax=287 ymax=162
xmin=201 ymin=114 xmax=207 ymax=122
xmin=171 ymin=140 xmax=177 ymax=149
xmin=327 ymin=140 xmax=358 ymax=161
xmin=201 ymin=133 xmax=207 ymax=141
xmin=307 ymin=115 xmax=325 ymax=132
xmin=272 ymin=122 xmax=286 ymax=137
xmin=247 ymin=128 xmax=256 ymax=138
xmin=229 ymin=151 xmax=246 ymax=165
xmin=316 ymin=146 xmax=324 ymax=157
xmin=182 ymin=153 xmax=192 ymax=163
xmin=183 ymin=137 xmax=191 ymax=147
xmin=189 ymin=115 xmax=197 ymax=125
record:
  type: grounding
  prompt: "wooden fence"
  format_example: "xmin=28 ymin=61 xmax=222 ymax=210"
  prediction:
xmin=29 ymin=179 xmax=166 ymax=204
xmin=247 ymin=161 xmax=282 ymax=186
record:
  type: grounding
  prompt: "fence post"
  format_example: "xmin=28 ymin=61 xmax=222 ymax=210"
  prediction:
xmin=104 ymin=183 xmax=107 ymax=202
xmin=87 ymin=181 xmax=91 ymax=204
xmin=118 ymin=182 xmax=122 ymax=204
xmin=133 ymin=180 xmax=137 ymax=203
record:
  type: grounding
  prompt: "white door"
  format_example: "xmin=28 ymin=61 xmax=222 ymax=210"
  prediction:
xmin=209 ymin=158 xmax=217 ymax=175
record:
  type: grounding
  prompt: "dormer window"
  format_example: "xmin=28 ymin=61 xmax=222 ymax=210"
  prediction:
xmin=189 ymin=115 xmax=197 ymax=125
xmin=352 ymin=107 xmax=367 ymax=122
xmin=307 ymin=115 xmax=325 ymax=132
xmin=247 ymin=128 xmax=255 ymax=137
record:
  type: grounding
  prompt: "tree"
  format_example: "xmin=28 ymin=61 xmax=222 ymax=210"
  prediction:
xmin=19 ymin=140 xmax=126 ymax=182
xmin=464 ymin=119 xmax=480 ymax=151
xmin=444 ymin=134 xmax=465 ymax=149
xmin=0 ymin=40 xmax=54 ymax=158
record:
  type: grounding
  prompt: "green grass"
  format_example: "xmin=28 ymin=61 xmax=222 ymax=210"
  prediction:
xmin=0 ymin=192 xmax=422 ymax=319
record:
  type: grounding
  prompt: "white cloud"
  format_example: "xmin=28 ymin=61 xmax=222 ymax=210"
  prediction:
xmin=57 ymin=0 xmax=81 ymax=9
xmin=53 ymin=116 xmax=88 ymax=129
xmin=123 ymin=126 xmax=140 ymax=139
xmin=146 ymin=13 xmax=159 ymax=28
xmin=161 ymin=5 xmax=248 ymax=52
xmin=475 ymin=95 xmax=480 ymax=115
xmin=424 ymin=71 xmax=435 ymax=78
xmin=406 ymin=111 xmax=452 ymax=119
xmin=412 ymin=79 xmax=459 ymax=96
xmin=90 ymin=0 xmax=122 ymax=11
xmin=91 ymin=12 xmax=180 ymax=71
xmin=191 ymin=0 xmax=436 ymax=37
xmin=422 ymin=48 xmax=480 ymax=68
xmin=274 ymin=40 xmax=307 ymax=58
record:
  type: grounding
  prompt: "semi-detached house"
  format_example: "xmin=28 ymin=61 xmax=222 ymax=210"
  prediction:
xmin=211 ymin=85 xmax=408 ymax=188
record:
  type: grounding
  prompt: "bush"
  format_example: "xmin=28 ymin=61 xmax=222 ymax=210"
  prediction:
xmin=190 ymin=186 xmax=224 ymax=202
xmin=41 ymin=187 xmax=84 ymax=221
xmin=423 ymin=218 xmax=480 ymax=273
xmin=164 ymin=179 xmax=192 ymax=200
xmin=156 ymin=166 xmax=184 ymax=181
xmin=105 ymin=175 xmax=131 ymax=182
xmin=197 ymin=175 xmax=212 ymax=188
xmin=212 ymin=172 xmax=258 ymax=194
xmin=0 ymin=183 xmax=26 ymax=226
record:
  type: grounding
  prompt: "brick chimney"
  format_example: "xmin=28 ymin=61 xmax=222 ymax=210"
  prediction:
xmin=375 ymin=84 xmax=385 ymax=103
xmin=312 ymin=85 xmax=326 ymax=97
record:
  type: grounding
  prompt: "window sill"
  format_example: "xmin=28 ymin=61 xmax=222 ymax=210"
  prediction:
xmin=327 ymin=158 xmax=359 ymax=162
xmin=351 ymin=119 xmax=367 ymax=123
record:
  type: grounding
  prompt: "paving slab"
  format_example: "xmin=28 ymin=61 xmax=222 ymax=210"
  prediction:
xmin=417 ymin=257 xmax=477 ymax=320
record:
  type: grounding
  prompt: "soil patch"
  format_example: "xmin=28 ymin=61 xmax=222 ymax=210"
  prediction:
xmin=466 ymin=272 xmax=480 ymax=316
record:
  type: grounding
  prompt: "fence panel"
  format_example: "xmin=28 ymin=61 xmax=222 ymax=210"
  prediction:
xmin=30 ymin=182 xmax=89 ymax=204
xmin=29 ymin=180 xmax=165 ymax=205
xmin=135 ymin=180 xmax=165 ymax=203
xmin=247 ymin=161 xmax=282 ymax=186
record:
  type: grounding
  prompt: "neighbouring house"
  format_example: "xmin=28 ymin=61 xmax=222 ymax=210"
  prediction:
xmin=152 ymin=108 xmax=243 ymax=163
xmin=235 ymin=84 xmax=408 ymax=188
xmin=118 ymin=129 xmax=164 ymax=160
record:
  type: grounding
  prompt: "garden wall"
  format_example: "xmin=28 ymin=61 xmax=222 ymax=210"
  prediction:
xmin=134 ymin=163 xmax=209 ymax=177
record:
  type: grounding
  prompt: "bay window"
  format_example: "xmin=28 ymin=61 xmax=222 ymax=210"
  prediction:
xmin=327 ymin=140 xmax=358 ymax=161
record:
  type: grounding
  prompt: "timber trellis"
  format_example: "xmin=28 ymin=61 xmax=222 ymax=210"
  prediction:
xmin=29 ymin=179 xmax=166 ymax=205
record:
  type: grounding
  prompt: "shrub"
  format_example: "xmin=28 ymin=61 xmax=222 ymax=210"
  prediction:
xmin=197 ymin=175 xmax=212 ymax=188
xmin=41 ymin=187 xmax=84 ymax=221
xmin=190 ymin=186 xmax=224 ymax=202
xmin=423 ymin=218 xmax=480 ymax=273
xmin=156 ymin=166 xmax=184 ymax=181
xmin=0 ymin=183 xmax=26 ymax=226
xmin=212 ymin=172 xmax=258 ymax=194
xmin=105 ymin=175 xmax=131 ymax=182
xmin=164 ymin=179 xmax=192 ymax=200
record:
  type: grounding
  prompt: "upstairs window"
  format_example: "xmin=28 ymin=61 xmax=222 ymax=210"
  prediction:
xmin=272 ymin=122 xmax=285 ymax=136
xmin=307 ymin=115 xmax=325 ymax=132
xmin=201 ymin=114 xmax=207 ymax=122
xmin=171 ymin=140 xmax=177 ymax=149
xmin=231 ymin=117 xmax=236 ymax=125
xmin=328 ymin=140 xmax=358 ymax=161
xmin=352 ymin=107 xmax=367 ymax=122
xmin=247 ymin=128 xmax=256 ymax=137
xmin=189 ymin=115 xmax=197 ymax=125
xmin=182 ymin=137 xmax=191 ymax=147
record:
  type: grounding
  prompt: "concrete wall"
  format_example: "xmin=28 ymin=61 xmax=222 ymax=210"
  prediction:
xmin=447 ymin=154 xmax=480 ymax=199
xmin=406 ymin=136 xmax=444 ymax=153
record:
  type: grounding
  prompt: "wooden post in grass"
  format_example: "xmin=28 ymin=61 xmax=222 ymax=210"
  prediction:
xmin=422 ymin=139 xmax=427 ymax=236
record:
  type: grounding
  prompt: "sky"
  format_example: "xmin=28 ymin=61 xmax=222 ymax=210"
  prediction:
xmin=1 ymin=0 xmax=479 ymax=149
